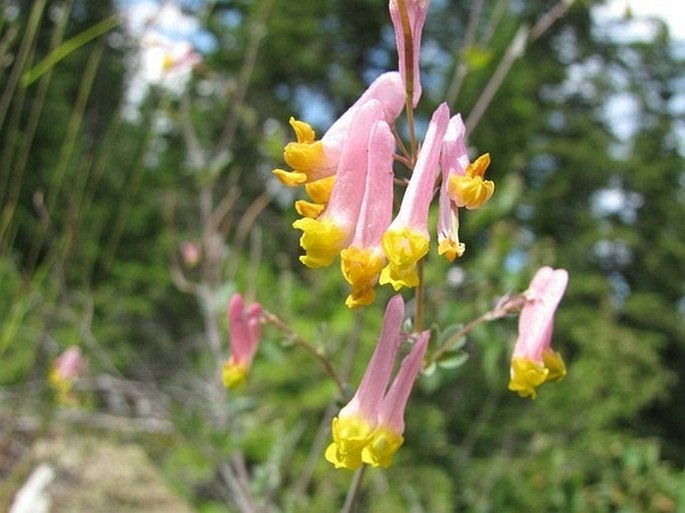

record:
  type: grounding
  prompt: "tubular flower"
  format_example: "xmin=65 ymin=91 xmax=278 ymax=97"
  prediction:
xmin=294 ymin=175 xmax=336 ymax=218
xmin=274 ymin=72 xmax=406 ymax=187
xmin=49 ymin=346 xmax=85 ymax=404
xmin=380 ymin=102 xmax=449 ymax=290
xmin=223 ymin=293 xmax=263 ymax=389
xmin=508 ymin=267 xmax=569 ymax=399
xmin=362 ymin=331 xmax=428 ymax=468
xmin=389 ymin=0 xmax=430 ymax=107
xmin=437 ymin=114 xmax=470 ymax=261
xmin=340 ymin=120 xmax=395 ymax=308
xmin=325 ymin=295 xmax=405 ymax=470
xmin=447 ymin=152 xmax=494 ymax=209
xmin=293 ymin=100 xmax=385 ymax=268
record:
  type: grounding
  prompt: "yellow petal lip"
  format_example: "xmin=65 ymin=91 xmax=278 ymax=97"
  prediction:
xmin=468 ymin=152 xmax=491 ymax=178
xmin=289 ymin=117 xmax=316 ymax=143
xmin=379 ymin=228 xmax=429 ymax=290
xmin=447 ymin=153 xmax=494 ymax=209
xmin=223 ymin=361 xmax=249 ymax=389
xmin=362 ymin=426 xmax=404 ymax=469
xmin=438 ymin=238 xmax=465 ymax=262
xmin=305 ymin=176 xmax=335 ymax=204
xmin=273 ymin=168 xmax=307 ymax=186
xmin=292 ymin=217 xmax=346 ymax=268
xmin=508 ymin=352 xmax=566 ymax=399
xmin=325 ymin=416 xmax=375 ymax=470
xmin=340 ymin=247 xmax=385 ymax=308
xmin=295 ymin=200 xmax=326 ymax=218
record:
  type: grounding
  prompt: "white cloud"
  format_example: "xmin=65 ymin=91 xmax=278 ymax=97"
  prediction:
xmin=594 ymin=0 xmax=685 ymax=42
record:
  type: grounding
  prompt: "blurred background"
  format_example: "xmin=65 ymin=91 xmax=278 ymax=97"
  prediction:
xmin=1 ymin=0 xmax=684 ymax=511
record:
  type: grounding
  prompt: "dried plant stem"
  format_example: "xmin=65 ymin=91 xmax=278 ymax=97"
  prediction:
xmin=340 ymin=466 xmax=366 ymax=513
xmin=425 ymin=294 xmax=526 ymax=368
xmin=263 ymin=311 xmax=347 ymax=401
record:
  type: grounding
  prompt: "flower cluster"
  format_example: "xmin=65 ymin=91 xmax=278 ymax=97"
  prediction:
xmin=325 ymin=295 xmax=427 ymax=470
xmin=273 ymin=1 xmax=493 ymax=309
xmin=226 ymin=0 xmax=571 ymax=474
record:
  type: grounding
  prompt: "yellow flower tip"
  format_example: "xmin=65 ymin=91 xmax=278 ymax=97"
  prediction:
xmin=543 ymin=349 xmax=567 ymax=382
xmin=289 ymin=117 xmax=316 ymax=143
xmin=468 ymin=152 xmax=491 ymax=178
xmin=305 ymin=175 xmax=335 ymax=204
xmin=283 ymin=139 xmax=327 ymax=173
xmin=222 ymin=361 xmax=249 ymax=389
xmin=448 ymin=153 xmax=494 ymax=210
xmin=340 ymin=246 xmax=383 ymax=307
xmin=341 ymin=247 xmax=384 ymax=286
xmin=292 ymin=217 xmax=346 ymax=268
xmin=448 ymin=174 xmax=495 ymax=210
xmin=438 ymin=238 xmax=466 ymax=262
xmin=362 ymin=426 xmax=405 ymax=469
xmin=273 ymin=168 xmax=307 ymax=186
xmin=345 ymin=288 xmax=376 ymax=309
xmin=294 ymin=199 xmax=326 ymax=218
xmin=378 ymin=228 xmax=429 ymax=290
xmin=508 ymin=357 xmax=548 ymax=399
xmin=49 ymin=372 xmax=73 ymax=403
xmin=325 ymin=416 xmax=375 ymax=470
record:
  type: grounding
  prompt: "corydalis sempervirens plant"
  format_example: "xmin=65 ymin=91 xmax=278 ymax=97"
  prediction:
xmin=263 ymin=0 xmax=570 ymax=475
xmin=273 ymin=2 xmax=494 ymax=307
xmin=509 ymin=267 xmax=569 ymax=399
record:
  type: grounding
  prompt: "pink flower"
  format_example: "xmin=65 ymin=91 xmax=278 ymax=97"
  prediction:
xmin=325 ymin=295 xmax=404 ymax=469
xmin=389 ymin=0 xmax=430 ymax=107
xmin=292 ymin=100 xmax=386 ymax=268
xmin=325 ymin=295 xmax=429 ymax=469
xmin=274 ymin=72 xmax=405 ymax=187
xmin=340 ymin=119 xmax=396 ymax=308
xmin=508 ymin=267 xmax=569 ymax=399
xmin=180 ymin=241 xmax=201 ymax=268
xmin=223 ymin=293 xmax=263 ymax=389
xmin=52 ymin=346 xmax=85 ymax=381
xmin=379 ymin=102 xmax=449 ymax=290
xmin=362 ymin=330 xmax=428 ymax=468
xmin=49 ymin=346 xmax=85 ymax=404
xmin=437 ymin=114 xmax=469 ymax=261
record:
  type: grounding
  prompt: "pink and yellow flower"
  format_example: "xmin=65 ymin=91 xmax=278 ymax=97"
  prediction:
xmin=223 ymin=293 xmax=263 ymax=389
xmin=340 ymin=120 xmax=395 ymax=308
xmin=325 ymin=295 xmax=405 ymax=469
xmin=389 ymin=0 xmax=430 ymax=107
xmin=447 ymin=148 xmax=494 ymax=210
xmin=437 ymin=114 xmax=469 ymax=261
xmin=274 ymin=72 xmax=405 ymax=187
xmin=380 ymin=102 xmax=449 ymax=290
xmin=508 ymin=267 xmax=569 ymax=399
xmin=362 ymin=330 xmax=428 ymax=468
xmin=49 ymin=346 xmax=85 ymax=404
xmin=293 ymin=100 xmax=386 ymax=269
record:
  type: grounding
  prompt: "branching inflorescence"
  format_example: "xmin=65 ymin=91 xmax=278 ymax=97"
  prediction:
xmin=222 ymin=0 xmax=570 ymax=475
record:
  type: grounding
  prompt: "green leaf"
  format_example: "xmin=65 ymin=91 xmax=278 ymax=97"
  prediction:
xmin=437 ymin=351 xmax=470 ymax=370
xmin=21 ymin=14 xmax=120 ymax=87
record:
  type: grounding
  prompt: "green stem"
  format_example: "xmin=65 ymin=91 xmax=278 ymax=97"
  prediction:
xmin=263 ymin=311 xmax=347 ymax=401
xmin=425 ymin=293 xmax=527 ymax=368
xmin=340 ymin=465 xmax=366 ymax=513
xmin=415 ymin=259 xmax=425 ymax=332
